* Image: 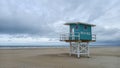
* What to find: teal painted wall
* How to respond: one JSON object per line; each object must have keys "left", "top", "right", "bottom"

{"left": 69, "top": 24, "right": 92, "bottom": 40}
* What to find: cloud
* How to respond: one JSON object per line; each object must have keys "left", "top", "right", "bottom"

{"left": 0, "top": 18, "right": 54, "bottom": 36}
{"left": 0, "top": 0, "right": 120, "bottom": 44}
{"left": 93, "top": 26, "right": 120, "bottom": 42}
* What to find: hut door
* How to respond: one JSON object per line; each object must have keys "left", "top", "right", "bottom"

{"left": 72, "top": 28, "right": 74, "bottom": 40}
{"left": 72, "top": 28, "right": 74, "bottom": 33}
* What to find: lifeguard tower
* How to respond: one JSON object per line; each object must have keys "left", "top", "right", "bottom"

{"left": 60, "top": 22, "right": 96, "bottom": 58}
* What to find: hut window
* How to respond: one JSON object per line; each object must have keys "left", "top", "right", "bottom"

{"left": 84, "top": 25, "right": 87, "bottom": 29}
{"left": 75, "top": 25, "right": 78, "bottom": 29}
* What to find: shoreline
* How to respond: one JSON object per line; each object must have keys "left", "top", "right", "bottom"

{"left": 0, "top": 45, "right": 120, "bottom": 50}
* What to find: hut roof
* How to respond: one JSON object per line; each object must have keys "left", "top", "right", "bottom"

{"left": 64, "top": 22, "right": 96, "bottom": 27}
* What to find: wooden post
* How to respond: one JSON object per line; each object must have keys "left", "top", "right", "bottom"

{"left": 77, "top": 42, "right": 80, "bottom": 58}
{"left": 69, "top": 42, "right": 72, "bottom": 56}
{"left": 87, "top": 42, "right": 90, "bottom": 58}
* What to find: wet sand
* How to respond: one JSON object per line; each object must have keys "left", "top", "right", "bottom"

{"left": 0, "top": 47, "right": 120, "bottom": 68}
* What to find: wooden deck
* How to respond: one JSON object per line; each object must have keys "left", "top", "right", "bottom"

{"left": 60, "top": 40, "right": 96, "bottom": 42}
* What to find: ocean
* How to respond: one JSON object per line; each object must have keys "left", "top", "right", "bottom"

{"left": 0, "top": 45, "right": 120, "bottom": 49}
{"left": 0, "top": 45, "right": 68, "bottom": 49}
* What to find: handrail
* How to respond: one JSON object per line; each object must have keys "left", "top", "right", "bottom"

{"left": 60, "top": 32, "right": 80, "bottom": 41}
{"left": 60, "top": 32, "right": 96, "bottom": 41}
{"left": 92, "top": 34, "right": 96, "bottom": 41}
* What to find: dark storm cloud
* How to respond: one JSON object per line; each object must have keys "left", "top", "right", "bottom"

{"left": 0, "top": 19, "right": 53, "bottom": 36}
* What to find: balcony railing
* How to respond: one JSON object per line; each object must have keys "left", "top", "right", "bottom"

{"left": 92, "top": 34, "right": 96, "bottom": 41}
{"left": 60, "top": 33, "right": 96, "bottom": 41}
{"left": 60, "top": 33, "right": 80, "bottom": 41}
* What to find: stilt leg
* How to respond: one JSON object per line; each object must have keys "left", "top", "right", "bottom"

{"left": 87, "top": 42, "right": 90, "bottom": 58}
{"left": 69, "top": 42, "right": 72, "bottom": 56}
{"left": 77, "top": 42, "right": 80, "bottom": 58}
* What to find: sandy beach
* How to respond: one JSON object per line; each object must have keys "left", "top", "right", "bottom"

{"left": 0, "top": 47, "right": 120, "bottom": 68}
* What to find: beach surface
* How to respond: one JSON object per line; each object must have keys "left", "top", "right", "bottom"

{"left": 0, "top": 47, "right": 120, "bottom": 68}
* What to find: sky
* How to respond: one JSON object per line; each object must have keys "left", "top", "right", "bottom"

{"left": 0, "top": 0, "right": 120, "bottom": 45}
